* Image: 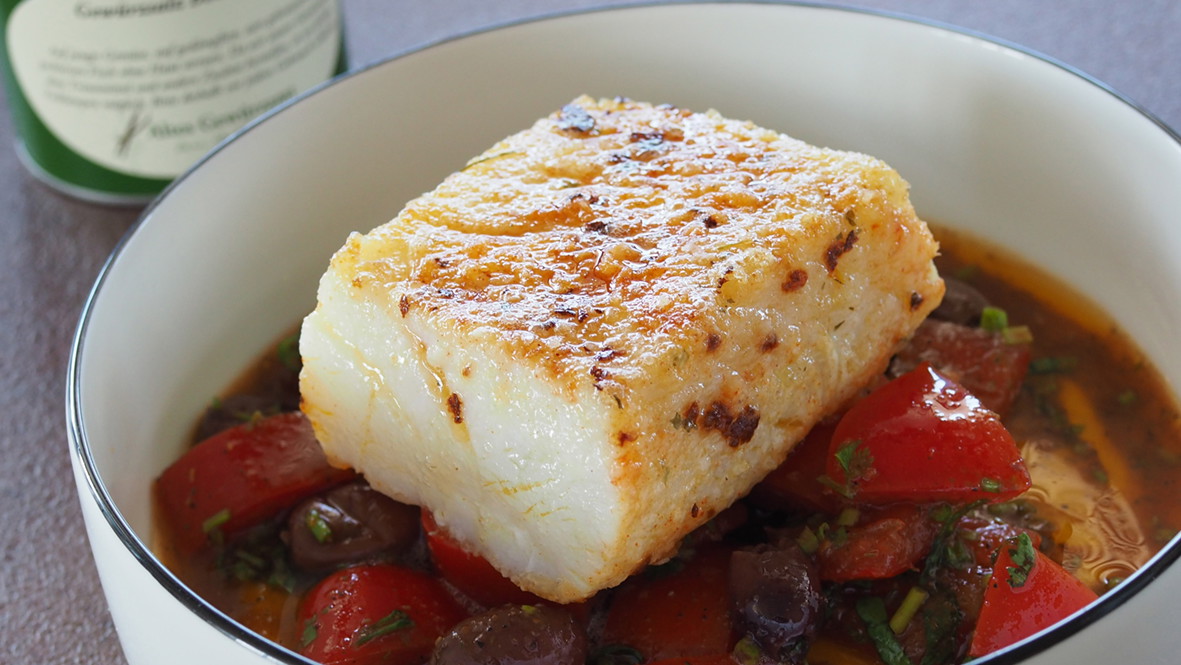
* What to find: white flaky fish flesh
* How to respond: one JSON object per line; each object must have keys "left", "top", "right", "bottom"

{"left": 299, "top": 96, "right": 944, "bottom": 602}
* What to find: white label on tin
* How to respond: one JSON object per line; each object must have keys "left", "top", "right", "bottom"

{"left": 6, "top": 0, "right": 341, "bottom": 178}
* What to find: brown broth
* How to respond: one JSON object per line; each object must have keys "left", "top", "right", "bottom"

{"left": 153, "top": 224, "right": 1181, "bottom": 661}
{"left": 934, "top": 227, "right": 1181, "bottom": 591}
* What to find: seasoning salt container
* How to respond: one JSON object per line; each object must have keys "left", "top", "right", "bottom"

{"left": 0, "top": 0, "right": 346, "bottom": 204}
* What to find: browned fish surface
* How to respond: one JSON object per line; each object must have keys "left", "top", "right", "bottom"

{"left": 300, "top": 96, "right": 944, "bottom": 602}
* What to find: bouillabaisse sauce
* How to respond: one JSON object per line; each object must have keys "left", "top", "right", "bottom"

{"left": 152, "top": 227, "right": 1181, "bottom": 665}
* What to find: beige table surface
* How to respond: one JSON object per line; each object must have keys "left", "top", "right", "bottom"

{"left": 1, "top": 1, "right": 1177, "bottom": 663}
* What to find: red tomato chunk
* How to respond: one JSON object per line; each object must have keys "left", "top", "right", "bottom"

{"left": 968, "top": 535, "right": 1098, "bottom": 659}
{"left": 299, "top": 563, "right": 468, "bottom": 665}
{"left": 156, "top": 246, "right": 1175, "bottom": 665}
{"left": 155, "top": 412, "right": 354, "bottom": 553}
{"left": 826, "top": 363, "right": 1032, "bottom": 505}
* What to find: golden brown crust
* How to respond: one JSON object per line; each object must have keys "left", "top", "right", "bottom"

{"left": 303, "top": 96, "right": 944, "bottom": 601}
{"left": 349, "top": 97, "right": 929, "bottom": 393}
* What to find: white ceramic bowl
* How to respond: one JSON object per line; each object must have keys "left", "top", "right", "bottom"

{"left": 67, "top": 3, "right": 1181, "bottom": 664}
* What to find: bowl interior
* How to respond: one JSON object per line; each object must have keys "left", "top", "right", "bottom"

{"left": 70, "top": 3, "right": 1181, "bottom": 664}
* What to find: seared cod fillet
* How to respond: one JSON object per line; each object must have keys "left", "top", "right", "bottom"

{"left": 300, "top": 96, "right": 944, "bottom": 602}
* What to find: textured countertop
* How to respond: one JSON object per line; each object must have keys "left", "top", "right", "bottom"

{"left": 1, "top": 1, "right": 1177, "bottom": 663}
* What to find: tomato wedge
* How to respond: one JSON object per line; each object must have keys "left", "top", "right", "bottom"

{"left": 892, "top": 319, "right": 1031, "bottom": 415}
{"left": 968, "top": 535, "right": 1098, "bottom": 659}
{"left": 155, "top": 412, "right": 354, "bottom": 553}
{"left": 298, "top": 563, "right": 468, "bottom": 665}
{"left": 600, "top": 547, "right": 735, "bottom": 661}
{"left": 816, "top": 504, "right": 939, "bottom": 582}
{"left": 421, "top": 511, "right": 544, "bottom": 608}
{"left": 825, "top": 363, "right": 1031, "bottom": 505}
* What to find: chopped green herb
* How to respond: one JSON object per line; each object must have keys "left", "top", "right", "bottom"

{"left": 930, "top": 504, "right": 955, "bottom": 523}
{"left": 889, "top": 586, "right": 930, "bottom": 634}
{"left": 796, "top": 526, "right": 820, "bottom": 555}
{"left": 233, "top": 549, "right": 266, "bottom": 569}
{"left": 276, "top": 333, "right": 300, "bottom": 371}
{"left": 731, "top": 636, "right": 763, "bottom": 665}
{"left": 202, "top": 508, "right": 231, "bottom": 535}
{"left": 215, "top": 519, "right": 297, "bottom": 591}
{"left": 979, "top": 306, "right": 1009, "bottom": 333}
{"left": 817, "top": 474, "right": 855, "bottom": 499}
{"left": 301, "top": 618, "right": 318, "bottom": 648}
{"left": 833, "top": 439, "right": 874, "bottom": 485}
{"left": 919, "top": 591, "right": 964, "bottom": 665}
{"left": 1002, "top": 325, "right": 1034, "bottom": 345}
{"left": 942, "top": 540, "right": 977, "bottom": 571}
{"left": 353, "top": 610, "right": 414, "bottom": 647}
{"left": 979, "top": 477, "right": 1002, "bottom": 493}
{"left": 921, "top": 500, "right": 986, "bottom": 584}
{"left": 1005, "top": 532, "right": 1037, "bottom": 588}
{"left": 836, "top": 507, "right": 861, "bottom": 527}
{"left": 305, "top": 508, "right": 333, "bottom": 544}
{"left": 1117, "top": 389, "right": 1139, "bottom": 406}
{"left": 1030, "top": 356, "right": 1079, "bottom": 374}
{"left": 856, "top": 596, "right": 915, "bottom": 665}
{"left": 267, "top": 560, "right": 297, "bottom": 593}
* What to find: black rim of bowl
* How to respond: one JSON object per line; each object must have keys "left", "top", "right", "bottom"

{"left": 65, "top": 2, "right": 1181, "bottom": 663}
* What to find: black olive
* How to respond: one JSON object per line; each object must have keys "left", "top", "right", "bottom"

{"left": 929, "top": 277, "right": 991, "bottom": 326}
{"left": 430, "top": 604, "right": 588, "bottom": 665}
{"left": 729, "top": 544, "right": 823, "bottom": 663}
{"left": 286, "top": 481, "right": 420, "bottom": 571}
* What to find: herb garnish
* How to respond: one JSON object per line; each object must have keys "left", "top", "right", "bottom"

{"left": 919, "top": 591, "right": 964, "bottom": 665}
{"left": 921, "top": 500, "right": 986, "bottom": 585}
{"left": 820, "top": 439, "right": 874, "bottom": 498}
{"left": 305, "top": 508, "right": 333, "bottom": 544}
{"left": 215, "top": 519, "right": 298, "bottom": 591}
{"left": 353, "top": 610, "right": 414, "bottom": 646}
{"left": 834, "top": 440, "right": 873, "bottom": 480}
{"left": 730, "top": 636, "right": 762, "bottom": 665}
{"left": 1030, "top": 356, "right": 1078, "bottom": 374}
{"left": 276, "top": 333, "right": 300, "bottom": 372}
{"left": 1002, "top": 325, "right": 1034, "bottom": 345}
{"left": 301, "top": 617, "right": 319, "bottom": 648}
{"left": 856, "top": 596, "right": 914, "bottom": 665}
{"left": 202, "top": 508, "right": 231, "bottom": 535}
{"left": 980, "top": 306, "right": 1009, "bottom": 333}
{"left": 796, "top": 526, "right": 820, "bottom": 554}
{"left": 1006, "top": 532, "right": 1037, "bottom": 588}
{"left": 889, "top": 586, "right": 930, "bottom": 634}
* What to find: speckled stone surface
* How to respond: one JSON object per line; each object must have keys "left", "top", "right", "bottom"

{"left": 1, "top": 1, "right": 1175, "bottom": 663}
